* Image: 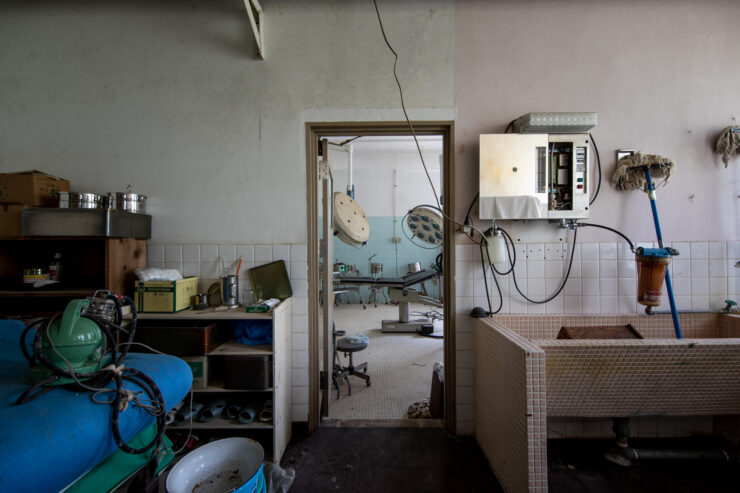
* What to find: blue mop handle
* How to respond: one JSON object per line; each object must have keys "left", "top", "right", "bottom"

{"left": 644, "top": 169, "right": 682, "bottom": 339}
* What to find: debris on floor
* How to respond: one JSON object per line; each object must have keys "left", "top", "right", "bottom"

{"left": 407, "top": 398, "right": 432, "bottom": 419}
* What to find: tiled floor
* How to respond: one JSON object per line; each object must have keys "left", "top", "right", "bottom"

{"left": 329, "top": 303, "right": 444, "bottom": 420}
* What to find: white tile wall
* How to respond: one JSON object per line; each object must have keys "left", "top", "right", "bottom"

{"left": 456, "top": 240, "right": 737, "bottom": 318}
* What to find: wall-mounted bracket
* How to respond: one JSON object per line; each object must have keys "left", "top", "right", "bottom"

{"left": 244, "top": 0, "right": 264, "bottom": 60}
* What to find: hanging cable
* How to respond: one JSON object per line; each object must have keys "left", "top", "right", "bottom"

{"left": 578, "top": 222, "right": 635, "bottom": 252}
{"left": 372, "top": 0, "right": 487, "bottom": 245}
{"left": 589, "top": 133, "right": 602, "bottom": 205}
{"left": 505, "top": 226, "right": 579, "bottom": 304}
{"left": 504, "top": 119, "right": 516, "bottom": 134}
{"left": 478, "top": 237, "right": 503, "bottom": 315}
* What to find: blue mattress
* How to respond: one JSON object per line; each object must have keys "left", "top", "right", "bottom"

{"left": 0, "top": 320, "right": 192, "bottom": 492}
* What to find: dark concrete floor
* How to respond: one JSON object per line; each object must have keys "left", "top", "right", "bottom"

{"left": 282, "top": 427, "right": 740, "bottom": 493}
{"left": 282, "top": 427, "right": 502, "bottom": 493}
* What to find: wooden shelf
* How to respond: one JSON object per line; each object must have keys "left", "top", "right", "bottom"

{"left": 136, "top": 306, "right": 278, "bottom": 320}
{"left": 0, "top": 288, "right": 97, "bottom": 298}
{"left": 208, "top": 340, "right": 272, "bottom": 356}
{"left": 194, "top": 381, "right": 273, "bottom": 393}
{"left": 168, "top": 417, "right": 273, "bottom": 430}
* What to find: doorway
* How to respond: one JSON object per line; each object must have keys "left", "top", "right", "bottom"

{"left": 305, "top": 121, "right": 456, "bottom": 434}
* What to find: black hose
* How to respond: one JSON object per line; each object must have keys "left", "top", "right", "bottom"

{"left": 111, "top": 369, "right": 166, "bottom": 454}
{"left": 508, "top": 227, "right": 578, "bottom": 304}
{"left": 478, "top": 240, "right": 494, "bottom": 316}
{"left": 504, "top": 119, "right": 516, "bottom": 134}
{"left": 589, "top": 133, "right": 602, "bottom": 206}
{"left": 19, "top": 318, "right": 45, "bottom": 366}
{"left": 578, "top": 222, "right": 635, "bottom": 252}
{"left": 464, "top": 192, "right": 479, "bottom": 226}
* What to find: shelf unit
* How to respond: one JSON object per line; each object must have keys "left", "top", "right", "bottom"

{"left": 135, "top": 299, "right": 292, "bottom": 462}
{"left": 0, "top": 236, "right": 146, "bottom": 316}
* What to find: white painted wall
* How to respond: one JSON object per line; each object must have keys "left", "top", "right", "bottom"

{"left": 330, "top": 148, "right": 441, "bottom": 217}
{"left": 0, "top": 0, "right": 455, "bottom": 243}
{"left": 455, "top": 0, "right": 740, "bottom": 243}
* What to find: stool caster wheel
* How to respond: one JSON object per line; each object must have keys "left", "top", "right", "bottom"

{"left": 366, "top": 379, "right": 371, "bottom": 387}
{"left": 363, "top": 306, "right": 367, "bottom": 310}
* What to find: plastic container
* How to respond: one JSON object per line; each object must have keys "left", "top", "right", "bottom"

{"left": 636, "top": 251, "right": 671, "bottom": 306}
{"left": 166, "top": 437, "right": 266, "bottom": 493}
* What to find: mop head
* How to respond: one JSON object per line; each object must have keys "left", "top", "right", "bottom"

{"left": 715, "top": 126, "right": 740, "bottom": 167}
{"left": 611, "top": 152, "right": 675, "bottom": 191}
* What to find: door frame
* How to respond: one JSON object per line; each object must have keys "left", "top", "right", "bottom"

{"left": 305, "top": 121, "right": 456, "bottom": 434}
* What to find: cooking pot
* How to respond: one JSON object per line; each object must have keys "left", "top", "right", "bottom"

{"left": 114, "top": 192, "right": 147, "bottom": 213}
{"left": 58, "top": 192, "right": 102, "bottom": 209}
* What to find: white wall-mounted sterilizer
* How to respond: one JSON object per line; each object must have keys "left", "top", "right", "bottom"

{"left": 479, "top": 133, "right": 591, "bottom": 220}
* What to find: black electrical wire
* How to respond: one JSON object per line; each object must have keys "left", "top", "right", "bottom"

{"left": 464, "top": 192, "right": 479, "bottom": 226}
{"left": 578, "top": 222, "right": 635, "bottom": 252}
{"left": 504, "top": 119, "right": 516, "bottom": 133}
{"left": 506, "top": 226, "right": 579, "bottom": 304}
{"left": 16, "top": 296, "right": 165, "bottom": 455}
{"left": 19, "top": 318, "right": 45, "bottom": 367}
{"left": 479, "top": 238, "right": 504, "bottom": 315}
{"left": 589, "top": 133, "right": 602, "bottom": 206}
{"left": 434, "top": 252, "right": 443, "bottom": 274}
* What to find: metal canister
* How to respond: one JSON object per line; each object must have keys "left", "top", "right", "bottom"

{"left": 58, "top": 192, "right": 102, "bottom": 209}
{"left": 115, "top": 192, "right": 147, "bottom": 213}
{"left": 371, "top": 263, "right": 383, "bottom": 277}
{"left": 408, "top": 262, "right": 422, "bottom": 273}
{"left": 220, "top": 276, "right": 239, "bottom": 308}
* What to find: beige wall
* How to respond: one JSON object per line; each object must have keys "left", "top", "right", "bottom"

{"left": 455, "top": 0, "right": 740, "bottom": 242}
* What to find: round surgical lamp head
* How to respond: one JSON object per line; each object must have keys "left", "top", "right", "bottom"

{"left": 406, "top": 206, "right": 443, "bottom": 246}
{"left": 333, "top": 192, "right": 370, "bottom": 247}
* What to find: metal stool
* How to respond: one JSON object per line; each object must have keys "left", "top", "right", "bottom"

{"left": 332, "top": 328, "right": 371, "bottom": 399}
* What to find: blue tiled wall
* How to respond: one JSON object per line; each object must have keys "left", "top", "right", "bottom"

{"left": 331, "top": 216, "right": 442, "bottom": 301}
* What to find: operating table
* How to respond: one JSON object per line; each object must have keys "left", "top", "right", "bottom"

{"left": 335, "top": 269, "right": 442, "bottom": 332}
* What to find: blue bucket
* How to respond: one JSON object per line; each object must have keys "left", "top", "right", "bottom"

{"left": 166, "top": 438, "right": 266, "bottom": 493}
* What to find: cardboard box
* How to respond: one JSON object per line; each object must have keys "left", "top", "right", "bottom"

{"left": 134, "top": 276, "right": 199, "bottom": 313}
{"left": 0, "top": 170, "right": 70, "bottom": 207}
{"left": 181, "top": 356, "right": 207, "bottom": 389}
{"left": 0, "top": 204, "right": 26, "bottom": 236}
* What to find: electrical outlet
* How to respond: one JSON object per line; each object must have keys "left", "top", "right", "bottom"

{"left": 616, "top": 149, "right": 635, "bottom": 163}
{"left": 459, "top": 225, "right": 471, "bottom": 236}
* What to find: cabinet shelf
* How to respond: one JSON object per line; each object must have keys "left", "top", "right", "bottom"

{"left": 0, "top": 288, "right": 98, "bottom": 298}
{"left": 168, "top": 418, "right": 273, "bottom": 430}
{"left": 135, "top": 298, "right": 292, "bottom": 462}
{"left": 209, "top": 340, "right": 272, "bottom": 356}
{"left": 194, "top": 381, "right": 273, "bottom": 393}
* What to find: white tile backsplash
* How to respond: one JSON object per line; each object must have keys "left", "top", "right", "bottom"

{"left": 254, "top": 245, "right": 272, "bottom": 262}
{"left": 183, "top": 245, "right": 200, "bottom": 263}
{"left": 165, "top": 244, "right": 182, "bottom": 262}
{"left": 450, "top": 240, "right": 733, "bottom": 318}
{"left": 273, "top": 244, "right": 290, "bottom": 262}
{"left": 709, "top": 241, "right": 725, "bottom": 259}
{"left": 599, "top": 242, "right": 617, "bottom": 260}
{"left": 237, "top": 244, "right": 254, "bottom": 263}
{"left": 218, "top": 244, "right": 236, "bottom": 264}
{"left": 580, "top": 243, "right": 599, "bottom": 260}
{"left": 690, "top": 242, "right": 708, "bottom": 259}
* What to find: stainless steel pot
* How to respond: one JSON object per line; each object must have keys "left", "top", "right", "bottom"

{"left": 115, "top": 192, "right": 147, "bottom": 213}
{"left": 408, "top": 262, "right": 422, "bottom": 273}
{"left": 371, "top": 263, "right": 383, "bottom": 275}
{"left": 58, "top": 192, "right": 103, "bottom": 209}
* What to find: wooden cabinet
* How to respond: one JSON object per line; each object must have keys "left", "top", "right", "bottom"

{"left": 135, "top": 299, "right": 292, "bottom": 462}
{"left": 0, "top": 236, "right": 146, "bottom": 316}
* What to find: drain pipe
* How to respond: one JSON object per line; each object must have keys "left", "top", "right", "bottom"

{"left": 605, "top": 417, "right": 739, "bottom": 466}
